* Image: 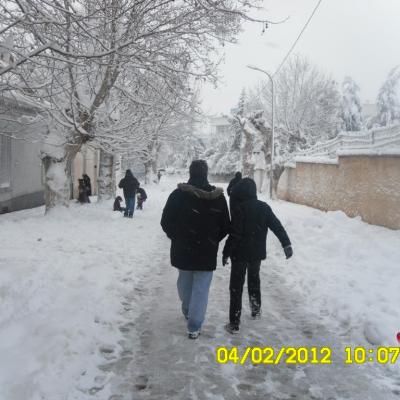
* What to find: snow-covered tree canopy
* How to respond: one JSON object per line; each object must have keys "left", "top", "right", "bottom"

{"left": 340, "top": 76, "right": 363, "bottom": 132}
{"left": 375, "top": 66, "right": 400, "bottom": 127}
{"left": 0, "top": 0, "right": 268, "bottom": 209}
{"left": 247, "top": 55, "right": 341, "bottom": 155}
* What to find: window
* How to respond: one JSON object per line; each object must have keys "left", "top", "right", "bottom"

{"left": 0, "top": 135, "right": 11, "bottom": 189}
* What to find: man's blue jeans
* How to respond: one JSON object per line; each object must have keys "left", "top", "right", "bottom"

{"left": 124, "top": 196, "right": 135, "bottom": 217}
{"left": 177, "top": 270, "right": 213, "bottom": 333}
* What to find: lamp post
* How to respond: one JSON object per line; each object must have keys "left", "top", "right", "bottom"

{"left": 247, "top": 65, "right": 275, "bottom": 199}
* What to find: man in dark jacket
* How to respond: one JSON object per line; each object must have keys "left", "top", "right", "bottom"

{"left": 227, "top": 171, "right": 242, "bottom": 216}
{"left": 222, "top": 178, "right": 293, "bottom": 334}
{"left": 161, "top": 160, "right": 230, "bottom": 339}
{"left": 227, "top": 171, "right": 242, "bottom": 197}
{"left": 118, "top": 169, "right": 139, "bottom": 218}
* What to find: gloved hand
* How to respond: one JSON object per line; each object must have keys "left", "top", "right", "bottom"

{"left": 222, "top": 256, "right": 229, "bottom": 266}
{"left": 284, "top": 245, "right": 293, "bottom": 259}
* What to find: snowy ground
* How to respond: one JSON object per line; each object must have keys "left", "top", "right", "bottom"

{"left": 1, "top": 177, "right": 400, "bottom": 400}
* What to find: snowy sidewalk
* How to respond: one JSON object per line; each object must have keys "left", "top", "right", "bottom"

{"left": 1, "top": 180, "right": 400, "bottom": 400}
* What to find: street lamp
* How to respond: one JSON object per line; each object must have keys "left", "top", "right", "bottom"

{"left": 247, "top": 65, "right": 275, "bottom": 199}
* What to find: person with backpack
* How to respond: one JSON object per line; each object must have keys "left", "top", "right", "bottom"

{"left": 118, "top": 169, "right": 139, "bottom": 218}
{"left": 161, "top": 160, "right": 230, "bottom": 339}
{"left": 222, "top": 178, "right": 293, "bottom": 334}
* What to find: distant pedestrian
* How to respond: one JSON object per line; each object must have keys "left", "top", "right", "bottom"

{"left": 136, "top": 186, "right": 147, "bottom": 210}
{"left": 118, "top": 169, "right": 139, "bottom": 218}
{"left": 157, "top": 170, "right": 162, "bottom": 183}
{"left": 227, "top": 171, "right": 242, "bottom": 216}
{"left": 78, "top": 179, "right": 90, "bottom": 204}
{"left": 113, "top": 196, "right": 125, "bottom": 212}
{"left": 82, "top": 173, "right": 92, "bottom": 197}
{"left": 161, "top": 160, "right": 230, "bottom": 339}
{"left": 222, "top": 178, "right": 293, "bottom": 334}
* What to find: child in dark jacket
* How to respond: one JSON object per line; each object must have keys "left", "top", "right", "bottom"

{"left": 136, "top": 187, "right": 147, "bottom": 210}
{"left": 113, "top": 196, "right": 125, "bottom": 212}
{"left": 222, "top": 178, "right": 293, "bottom": 334}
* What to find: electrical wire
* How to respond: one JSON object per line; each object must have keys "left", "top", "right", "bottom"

{"left": 274, "top": 0, "right": 323, "bottom": 76}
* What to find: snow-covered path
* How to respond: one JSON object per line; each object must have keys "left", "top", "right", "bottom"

{"left": 1, "top": 178, "right": 400, "bottom": 400}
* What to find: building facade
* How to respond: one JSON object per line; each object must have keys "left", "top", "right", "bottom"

{"left": 0, "top": 96, "right": 46, "bottom": 213}
{"left": 0, "top": 95, "right": 102, "bottom": 213}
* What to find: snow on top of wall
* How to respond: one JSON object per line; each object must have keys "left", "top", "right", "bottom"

{"left": 337, "top": 149, "right": 400, "bottom": 157}
{"left": 290, "top": 124, "right": 400, "bottom": 167}
{"left": 294, "top": 156, "right": 339, "bottom": 165}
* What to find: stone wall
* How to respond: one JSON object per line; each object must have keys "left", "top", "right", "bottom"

{"left": 277, "top": 155, "right": 400, "bottom": 230}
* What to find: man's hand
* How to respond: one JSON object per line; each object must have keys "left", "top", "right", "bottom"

{"left": 284, "top": 245, "right": 293, "bottom": 259}
{"left": 222, "top": 256, "right": 229, "bottom": 266}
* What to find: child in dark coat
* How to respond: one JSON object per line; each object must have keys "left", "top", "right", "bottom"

{"left": 222, "top": 178, "right": 293, "bottom": 334}
{"left": 113, "top": 196, "right": 125, "bottom": 212}
{"left": 136, "top": 186, "right": 147, "bottom": 210}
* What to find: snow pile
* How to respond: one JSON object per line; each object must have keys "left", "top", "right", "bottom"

{"left": 267, "top": 199, "right": 400, "bottom": 347}
{"left": 0, "top": 190, "right": 165, "bottom": 400}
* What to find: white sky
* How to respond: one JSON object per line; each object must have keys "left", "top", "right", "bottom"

{"left": 200, "top": 0, "right": 400, "bottom": 114}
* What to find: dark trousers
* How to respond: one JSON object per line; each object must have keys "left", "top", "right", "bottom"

{"left": 229, "top": 260, "right": 261, "bottom": 326}
{"left": 137, "top": 199, "right": 144, "bottom": 210}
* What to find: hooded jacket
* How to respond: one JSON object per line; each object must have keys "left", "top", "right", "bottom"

{"left": 161, "top": 179, "right": 230, "bottom": 271}
{"left": 227, "top": 172, "right": 242, "bottom": 197}
{"left": 223, "top": 178, "right": 291, "bottom": 262}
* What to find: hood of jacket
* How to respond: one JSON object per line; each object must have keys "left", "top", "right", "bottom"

{"left": 178, "top": 183, "right": 224, "bottom": 200}
{"left": 231, "top": 177, "right": 257, "bottom": 202}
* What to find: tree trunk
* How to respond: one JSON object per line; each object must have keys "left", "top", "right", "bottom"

{"left": 144, "top": 160, "right": 154, "bottom": 184}
{"left": 240, "top": 121, "right": 255, "bottom": 178}
{"left": 43, "top": 144, "right": 80, "bottom": 213}
{"left": 144, "top": 138, "right": 159, "bottom": 184}
{"left": 271, "top": 164, "right": 285, "bottom": 199}
{"left": 98, "top": 149, "right": 115, "bottom": 201}
{"left": 43, "top": 156, "right": 71, "bottom": 211}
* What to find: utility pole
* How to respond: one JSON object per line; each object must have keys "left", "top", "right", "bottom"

{"left": 247, "top": 65, "right": 275, "bottom": 198}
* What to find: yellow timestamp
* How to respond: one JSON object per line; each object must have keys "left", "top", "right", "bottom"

{"left": 215, "top": 346, "right": 400, "bottom": 365}
{"left": 216, "top": 346, "right": 333, "bottom": 365}
{"left": 344, "top": 347, "right": 400, "bottom": 364}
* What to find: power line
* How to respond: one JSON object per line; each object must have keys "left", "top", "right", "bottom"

{"left": 274, "top": 0, "right": 323, "bottom": 76}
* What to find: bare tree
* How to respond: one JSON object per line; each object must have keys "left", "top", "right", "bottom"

{"left": 0, "top": 0, "right": 270, "bottom": 211}
{"left": 248, "top": 55, "right": 341, "bottom": 155}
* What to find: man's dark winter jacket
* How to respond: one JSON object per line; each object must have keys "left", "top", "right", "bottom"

{"left": 118, "top": 171, "right": 139, "bottom": 198}
{"left": 227, "top": 173, "right": 242, "bottom": 197}
{"left": 223, "top": 178, "right": 291, "bottom": 262}
{"left": 161, "top": 180, "right": 230, "bottom": 271}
